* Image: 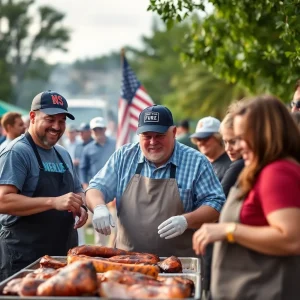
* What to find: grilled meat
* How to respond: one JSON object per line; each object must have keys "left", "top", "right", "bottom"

{"left": 108, "top": 254, "right": 159, "bottom": 264}
{"left": 68, "top": 245, "right": 131, "bottom": 257}
{"left": 2, "top": 278, "right": 22, "bottom": 295}
{"left": 157, "top": 276, "right": 194, "bottom": 291}
{"left": 68, "top": 254, "right": 160, "bottom": 278}
{"left": 68, "top": 245, "right": 159, "bottom": 260}
{"left": 40, "top": 255, "right": 67, "bottom": 269}
{"left": 100, "top": 280, "right": 192, "bottom": 299}
{"left": 37, "top": 261, "right": 97, "bottom": 296}
{"left": 98, "top": 270, "right": 162, "bottom": 286}
{"left": 19, "top": 278, "right": 45, "bottom": 296}
{"left": 24, "top": 268, "right": 59, "bottom": 280}
{"left": 157, "top": 256, "right": 183, "bottom": 273}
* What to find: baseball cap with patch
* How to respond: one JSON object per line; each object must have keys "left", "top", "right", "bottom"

{"left": 90, "top": 117, "right": 107, "bottom": 129}
{"left": 190, "top": 116, "right": 221, "bottom": 139}
{"left": 31, "top": 90, "right": 75, "bottom": 120}
{"left": 137, "top": 105, "right": 174, "bottom": 134}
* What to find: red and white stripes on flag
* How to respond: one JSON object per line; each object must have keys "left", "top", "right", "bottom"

{"left": 117, "top": 56, "right": 154, "bottom": 149}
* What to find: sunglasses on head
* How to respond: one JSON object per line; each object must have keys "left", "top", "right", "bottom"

{"left": 291, "top": 100, "right": 300, "bottom": 109}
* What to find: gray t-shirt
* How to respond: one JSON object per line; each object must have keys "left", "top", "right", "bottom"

{"left": 0, "top": 134, "right": 83, "bottom": 226}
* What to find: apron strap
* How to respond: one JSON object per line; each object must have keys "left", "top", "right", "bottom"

{"left": 25, "top": 132, "right": 68, "bottom": 171}
{"left": 135, "top": 162, "right": 144, "bottom": 174}
{"left": 25, "top": 132, "right": 44, "bottom": 170}
{"left": 135, "top": 161, "right": 177, "bottom": 178}
{"left": 170, "top": 163, "right": 176, "bottom": 178}
{"left": 53, "top": 148, "right": 69, "bottom": 171}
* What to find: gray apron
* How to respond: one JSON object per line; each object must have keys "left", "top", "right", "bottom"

{"left": 211, "top": 187, "right": 300, "bottom": 300}
{"left": 116, "top": 162, "right": 195, "bottom": 257}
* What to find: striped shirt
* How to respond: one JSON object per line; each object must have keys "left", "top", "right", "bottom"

{"left": 87, "top": 141, "right": 225, "bottom": 212}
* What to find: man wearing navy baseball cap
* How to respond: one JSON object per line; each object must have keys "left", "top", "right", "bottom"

{"left": 86, "top": 104, "right": 225, "bottom": 258}
{"left": 136, "top": 105, "right": 174, "bottom": 134}
{"left": 0, "top": 90, "right": 88, "bottom": 281}
{"left": 31, "top": 90, "right": 75, "bottom": 120}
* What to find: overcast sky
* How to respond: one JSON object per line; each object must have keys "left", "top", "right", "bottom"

{"left": 33, "top": 0, "right": 154, "bottom": 64}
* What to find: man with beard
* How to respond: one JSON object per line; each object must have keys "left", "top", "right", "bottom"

{"left": 0, "top": 90, "right": 88, "bottom": 281}
{"left": 86, "top": 105, "right": 225, "bottom": 257}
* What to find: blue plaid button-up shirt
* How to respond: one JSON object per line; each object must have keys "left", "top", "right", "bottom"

{"left": 87, "top": 141, "right": 225, "bottom": 212}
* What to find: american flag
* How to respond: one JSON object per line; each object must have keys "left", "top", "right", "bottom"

{"left": 117, "top": 56, "right": 154, "bottom": 148}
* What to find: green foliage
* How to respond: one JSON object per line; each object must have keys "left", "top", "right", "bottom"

{"left": 0, "top": 61, "right": 13, "bottom": 102}
{"left": 126, "top": 18, "right": 246, "bottom": 121}
{"left": 0, "top": 0, "right": 70, "bottom": 105}
{"left": 164, "top": 63, "right": 249, "bottom": 120}
{"left": 148, "top": 0, "right": 300, "bottom": 101}
{"left": 127, "top": 21, "right": 190, "bottom": 105}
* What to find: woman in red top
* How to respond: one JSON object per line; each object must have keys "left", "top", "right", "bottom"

{"left": 193, "top": 95, "right": 300, "bottom": 300}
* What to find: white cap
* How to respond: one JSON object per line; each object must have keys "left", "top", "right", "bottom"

{"left": 90, "top": 117, "right": 107, "bottom": 129}
{"left": 190, "top": 116, "right": 220, "bottom": 139}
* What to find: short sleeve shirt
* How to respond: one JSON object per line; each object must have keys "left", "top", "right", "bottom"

{"left": 240, "top": 160, "right": 300, "bottom": 226}
{"left": 87, "top": 141, "right": 226, "bottom": 212}
{"left": 0, "top": 134, "right": 83, "bottom": 226}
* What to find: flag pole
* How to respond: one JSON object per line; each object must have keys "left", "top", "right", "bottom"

{"left": 121, "top": 48, "right": 125, "bottom": 68}
{"left": 117, "top": 48, "right": 125, "bottom": 149}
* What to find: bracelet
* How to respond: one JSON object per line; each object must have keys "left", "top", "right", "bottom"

{"left": 81, "top": 204, "right": 88, "bottom": 212}
{"left": 226, "top": 223, "right": 237, "bottom": 243}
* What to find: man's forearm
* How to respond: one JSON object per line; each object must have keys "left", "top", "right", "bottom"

{"left": 85, "top": 188, "right": 106, "bottom": 212}
{"left": 184, "top": 205, "right": 220, "bottom": 229}
{"left": 0, "top": 193, "right": 54, "bottom": 216}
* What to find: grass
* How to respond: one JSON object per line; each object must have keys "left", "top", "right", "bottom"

{"left": 84, "top": 226, "right": 95, "bottom": 245}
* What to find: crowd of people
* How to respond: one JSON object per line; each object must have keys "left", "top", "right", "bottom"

{"left": 0, "top": 84, "right": 299, "bottom": 299}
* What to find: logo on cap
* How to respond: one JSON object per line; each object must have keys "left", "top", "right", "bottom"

{"left": 197, "top": 121, "right": 204, "bottom": 129}
{"left": 51, "top": 94, "right": 64, "bottom": 106}
{"left": 144, "top": 112, "right": 159, "bottom": 123}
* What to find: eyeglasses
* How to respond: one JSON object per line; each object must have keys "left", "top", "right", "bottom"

{"left": 291, "top": 100, "right": 300, "bottom": 109}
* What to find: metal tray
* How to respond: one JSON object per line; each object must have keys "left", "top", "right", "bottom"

{"left": 25, "top": 256, "right": 201, "bottom": 274}
{"left": 0, "top": 270, "right": 201, "bottom": 299}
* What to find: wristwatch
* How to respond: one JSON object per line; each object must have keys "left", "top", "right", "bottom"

{"left": 226, "top": 223, "right": 237, "bottom": 243}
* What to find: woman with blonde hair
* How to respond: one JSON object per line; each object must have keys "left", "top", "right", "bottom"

{"left": 193, "top": 95, "right": 300, "bottom": 300}
{"left": 219, "top": 108, "right": 244, "bottom": 197}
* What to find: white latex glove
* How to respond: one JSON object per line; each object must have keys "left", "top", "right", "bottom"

{"left": 158, "top": 216, "right": 188, "bottom": 239}
{"left": 93, "top": 204, "right": 115, "bottom": 236}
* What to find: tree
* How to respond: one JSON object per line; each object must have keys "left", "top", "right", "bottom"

{"left": 148, "top": 0, "right": 300, "bottom": 101}
{"left": 127, "top": 19, "right": 189, "bottom": 105}
{"left": 0, "top": 0, "right": 70, "bottom": 105}
{"left": 164, "top": 63, "right": 248, "bottom": 120}
{"left": 126, "top": 18, "right": 247, "bottom": 121}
